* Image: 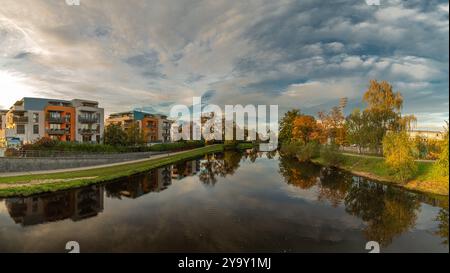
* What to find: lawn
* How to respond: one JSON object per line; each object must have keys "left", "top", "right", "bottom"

{"left": 314, "top": 153, "right": 449, "bottom": 196}
{"left": 0, "top": 144, "right": 224, "bottom": 197}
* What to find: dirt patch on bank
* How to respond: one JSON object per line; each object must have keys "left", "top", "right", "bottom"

{"left": 0, "top": 176, "right": 98, "bottom": 189}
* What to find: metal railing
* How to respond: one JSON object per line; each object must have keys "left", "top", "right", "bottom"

{"left": 47, "top": 116, "right": 65, "bottom": 123}
{"left": 78, "top": 128, "right": 100, "bottom": 134}
{"left": 46, "top": 128, "right": 67, "bottom": 135}
{"left": 78, "top": 116, "right": 99, "bottom": 123}
{"left": 13, "top": 116, "right": 29, "bottom": 123}
{"left": 7, "top": 149, "right": 163, "bottom": 158}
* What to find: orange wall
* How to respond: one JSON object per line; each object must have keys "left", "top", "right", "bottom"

{"left": 142, "top": 117, "right": 158, "bottom": 142}
{"left": 44, "top": 105, "right": 76, "bottom": 142}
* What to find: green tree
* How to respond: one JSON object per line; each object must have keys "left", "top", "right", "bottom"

{"left": 434, "top": 121, "right": 449, "bottom": 177}
{"left": 104, "top": 124, "right": 127, "bottom": 146}
{"left": 279, "top": 109, "right": 301, "bottom": 144}
{"left": 363, "top": 80, "right": 405, "bottom": 150}
{"left": 345, "top": 109, "right": 371, "bottom": 153}
{"left": 382, "top": 131, "right": 418, "bottom": 182}
{"left": 126, "top": 122, "right": 145, "bottom": 146}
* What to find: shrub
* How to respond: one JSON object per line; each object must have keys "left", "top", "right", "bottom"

{"left": 296, "top": 142, "right": 320, "bottom": 162}
{"left": 280, "top": 141, "right": 319, "bottom": 162}
{"left": 280, "top": 142, "right": 303, "bottom": 157}
{"left": 4, "top": 148, "right": 19, "bottom": 157}
{"left": 433, "top": 131, "right": 449, "bottom": 177}
{"left": 320, "top": 144, "right": 344, "bottom": 167}
{"left": 382, "top": 131, "right": 418, "bottom": 182}
{"left": 148, "top": 140, "right": 205, "bottom": 152}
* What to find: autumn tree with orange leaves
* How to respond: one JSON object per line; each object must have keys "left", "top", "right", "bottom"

{"left": 292, "top": 115, "right": 325, "bottom": 144}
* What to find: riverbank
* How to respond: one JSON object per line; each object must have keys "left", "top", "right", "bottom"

{"left": 0, "top": 145, "right": 225, "bottom": 197}
{"left": 312, "top": 153, "right": 449, "bottom": 196}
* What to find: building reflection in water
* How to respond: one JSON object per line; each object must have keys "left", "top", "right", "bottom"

{"left": 5, "top": 185, "right": 104, "bottom": 226}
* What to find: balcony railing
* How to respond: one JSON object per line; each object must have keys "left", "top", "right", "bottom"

{"left": 47, "top": 116, "right": 64, "bottom": 123}
{"left": 78, "top": 128, "right": 100, "bottom": 135}
{"left": 78, "top": 116, "right": 99, "bottom": 124}
{"left": 46, "top": 128, "right": 66, "bottom": 135}
{"left": 13, "top": 116, "right": 29, "bottom": 123}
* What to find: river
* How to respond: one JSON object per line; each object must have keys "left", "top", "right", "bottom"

{"left": 0, "top": 150, "right": 448, "bottom": 252}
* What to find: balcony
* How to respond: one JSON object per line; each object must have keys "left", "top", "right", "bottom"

{"left": 46, "top": 128, "right": 66, "bottom": 135}
{"left": 47, "top": 116, "right": 64, "bottom": 123}
{"left": 13, "top": 116, "right": 29, "bottom": 123}
{"left": 78, "top": 116, "right": 99, "bottom": 124}
{"left": 78, "top": 128, "right": 100, "bottom": 135}
{"left": 162, "top": 124, "right": 171, "bottom": 130}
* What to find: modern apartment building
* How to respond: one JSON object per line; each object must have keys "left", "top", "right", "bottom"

{"left": 2, "top": 97, "right": 104, "bottom": 146}
{"left": 72, "top": 99, "right": 105, "bottom": 143}
{"left": 0, "top": 110, "right": 8, "bottom": 148}
{"left": 105, "top": 110, "right": 172, "bottom": 143}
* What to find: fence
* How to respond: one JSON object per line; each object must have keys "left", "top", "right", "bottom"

{"left": 0, "top": 151, "right": 164, "bottom": 173}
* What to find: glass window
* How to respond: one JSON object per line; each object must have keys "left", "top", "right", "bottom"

{"left": 33, "top": 113, "right": 39, "bottom": 123}
{"left": 16, "top": 125, "right": 25, "bottom": 134}
{"left": 33, "top": 124, "right": 39, "bottom": 134}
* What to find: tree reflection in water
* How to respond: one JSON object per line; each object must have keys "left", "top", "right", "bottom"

{"left": 278, "top": 154, "right": 448, "bottom": 247}
{"left": 198, "top": 151, "right": 243, "bottom": 186}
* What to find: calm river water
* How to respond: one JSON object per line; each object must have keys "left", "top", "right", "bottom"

{"left": 0, "top": 150, "right": 448, "bottom": 252}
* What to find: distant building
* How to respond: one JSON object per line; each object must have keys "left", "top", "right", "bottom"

{"left": 408, "top": 129, "right": 445, "bottom": 141}
{"left": 105, "top": 110, "right": 172, "bottom": 143}
{"left": 0, "top": 110, "right": 8, "bottom": 148}
{"left": 1, "top": 98, "right": 104, "bottom": 146}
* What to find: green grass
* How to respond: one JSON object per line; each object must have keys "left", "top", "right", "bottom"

{"left": 236, "top": 142, "right": 257, "bottom": 149}
{"left": 313, "top": 153, "right": 449, "bottom": 196}
{"left": 0, "top": 145, "right": 224, "bottom": 197}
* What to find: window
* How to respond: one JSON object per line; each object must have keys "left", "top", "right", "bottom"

{"left": 33, "top": 113, "right": 39, "bottom": 123}
{"left": 49, "top": 124, "right": 61, "bottom": 129}
{"left": 82, "top": 135, "right": 92, "bottom": 142}
{"left": 49, "top": 112, "right": 61, "bottom": 118}
{"left": 33, "top": 125, "right": 39, "bottom": 134}
{"left": 16, "top": 125, "right": 25, "bottom": 134}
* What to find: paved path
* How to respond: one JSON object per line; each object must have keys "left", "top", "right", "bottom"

{"left": 341, "top": 152, "right": 436, "bottom": 163}
{"left": 0, "top": 147, "right": 211, "bottom": 178}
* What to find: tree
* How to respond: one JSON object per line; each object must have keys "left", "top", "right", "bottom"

{"left": 126, "top": 122, "right": 145, "bottom": 145}
{"left": 318, "top": 105, "right": 346, "bottom": 145}
{"left": 292, "top": 115, "right": 324, "bottom": 144}
{"left": 362, "top": 80, "right": 405, "bottom": 150}
{"left": 279, "top": 109, "right": 301, "bottom": 144}
{"left": 345, "top": 109, "right": 371, "bottom": 153}
{"left": 104, "top": 124, "right": 127, "bottom": 146}
{"left": 434, "top": 121, "right": 449, "bottom": 177}
{"left": 382, "top": 131, "right": 418, "bottom": 182}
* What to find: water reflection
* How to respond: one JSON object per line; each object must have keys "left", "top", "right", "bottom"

{"left": 279, "top": 154, "right": 448, "bottom": 247}
{"left": 5, "top": 186, "right": 103, "bottom": 226}
{"left": 0, "top": 151, "right": 448, "bottom": 252}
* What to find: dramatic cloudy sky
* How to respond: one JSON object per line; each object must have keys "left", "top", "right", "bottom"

{"left": 0, "top": 0, "right": 448, "bottom": 129}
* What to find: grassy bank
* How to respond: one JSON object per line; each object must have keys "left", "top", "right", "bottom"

{"left": 313, "top": 154, "right": 449, "bottom": 196}
{"left": 0, "top": 144, "right": 224, "bottom": 197}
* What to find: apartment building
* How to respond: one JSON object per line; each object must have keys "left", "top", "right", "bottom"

{"left": 106, "top": 110, "right": 172, "bottom": 143}
{"left": 2, "top": 97, "right": 104, "bottom": 146}
{"left": 72, "top": 99, "right": 105, "bottom": 143}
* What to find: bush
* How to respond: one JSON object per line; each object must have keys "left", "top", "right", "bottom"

{"left": 148, "top": 140, "right": 205, "bottom": 152}
{"left": 320, "top": 144, "right": 344, "bottom": 167}
{"left": 4, "top": 148, "right": 19, "bottom": 157}
{"left": 280, "top": 141, "right": 319, "bottom": 162}
{"left": 296, "top": 142, "right": 320, "bottom": 162}
{"left": 382, "top": 131, "right": 418, "bottom": 182}
{"left": 433, "top": 132, "right": 449, "bottom": 177}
